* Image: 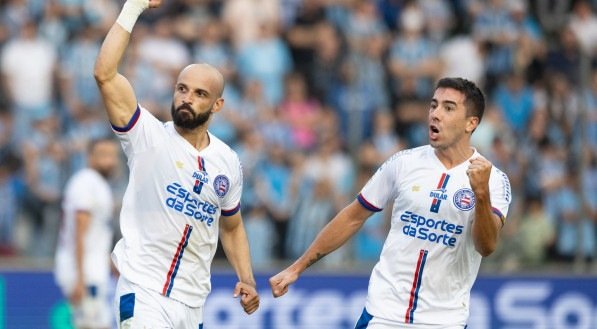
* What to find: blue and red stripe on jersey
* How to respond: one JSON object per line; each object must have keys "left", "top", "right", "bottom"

{"left": 430, "top": 173, "right": 450, "bottom": 213}
{"left": 197, "top": 156, "right": 205, "bottom": 171}
{"left": 405, "top": 249, "right": 428, "bottom": 323}
{"left": 221, "top": 203, "right": 241, "bottom": 216}
{"left": 194, "top": 156, "right": 207, "bottom": 195}
{"left": 357, "top": 193, "right": 383, "bottom": 212}
{"left": 491, "top": 206, "right": 506, "bottom": 226}
{"left": 162, "top": 224, "right": 193, "bottom": 297}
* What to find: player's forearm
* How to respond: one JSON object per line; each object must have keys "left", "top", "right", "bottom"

{"left": 94, "top": 23, "right": 132, "bottom": 84}
{"left": 75, "top": 236, "right": 85, "bottom": 282}
{"left": 292, "top": 201, "right": 369, "bottom": 274}
{"left": 94, "top": 0, "right": 147, "bottom": 84}
{"left": 74, "top": 212, "right": 91, "bottom": 282}
{"left": 221, "top": 224, "right": 256, "bottom": 287}
{"left": 471, "top": 190, "right": 499, "bottom": 256}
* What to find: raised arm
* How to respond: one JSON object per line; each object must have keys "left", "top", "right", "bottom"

{"left": 93, "top": 0, "right": 160, "bottom": 127}
{"left": 269, "top": 199, "right": 373, "bottom": 297}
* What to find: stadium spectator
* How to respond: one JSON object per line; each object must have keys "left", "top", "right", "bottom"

{"left": 236, "top": 21, "right": 293, "bottom": 106}
{"left": 514, "top": 194, "right": 555, "bottom": 267}
{"left": 308, "top": 21, "right": 345, "bottom": 103}
{"left": 279, "top": 71, "right": 321, "bottom": 151}
{"left": 388, "top": 2, "right": 442, "bottom": 100}
{"left": 552, "top": 170, "right": 585, "bottom": 262}
{"left": 493, "top": 72, "right": 536, "bottom": 139}
{"left": 583, "top": 68, "right": 597, "bottom": 153}
{"left": 579, "top": 151, "right": 597, "bottom": 264}
{"left": 222, "top": 0, "right": 280, "bottom": 50}
{"left": 0, "top": 150, "right": 22, "bottom": 256}
{"left": 284, "top": 0, "right": 327, "bottom": 76}
{"left": 568, "top": 0, "right": 597, "bottom": 56}
{"left": 20, "top": 113, "right": 67, "bottom": 258}
{"left": 471, "top": 0, "right": 519, "bottom": 93}
{"left": 254, "top": 143, "right": 294, "bottom": 259}
{"left": 1, "top": 19, "right": 57, "bottom": 145}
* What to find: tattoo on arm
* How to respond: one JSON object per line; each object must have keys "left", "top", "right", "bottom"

{"left": 306, "top": 252, "right": 327, "bottom": 268}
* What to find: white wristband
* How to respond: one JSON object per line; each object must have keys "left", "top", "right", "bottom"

{"left": 116, "top": 0, "right": 149, "bottom": 33}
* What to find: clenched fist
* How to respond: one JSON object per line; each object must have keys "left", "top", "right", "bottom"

{"left": 269, "top": 267, "right": 300, "bottom": 298}
{"left": 467, "top": 156, "right": 492, "bottom": 193}
{"left": 233, "top": 282, "right": 260, "bottom": 314}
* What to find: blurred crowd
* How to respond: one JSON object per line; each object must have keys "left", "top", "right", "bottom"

{"left": 0, "top": 0, "right": 595, "bottom": 273}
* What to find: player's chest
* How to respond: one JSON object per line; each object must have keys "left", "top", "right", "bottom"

{"left": 392, "top": 168, "right": 476, "bottom": 248}
{"left": 166, "top": 151, "right": 231, "bottom": 199}
{"left": 139, "top": 147, "right": 232, "bottom": 204}
{"left": 396, "top": 169, "right": 476, "bottom": 218}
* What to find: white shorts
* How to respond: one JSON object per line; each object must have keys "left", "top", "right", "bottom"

{"left": 114, "top": 276, "right": 204, "bottom": 329}
{"left": 355, "top": 308, "right": 467, "bottom": 329}
{"left": 58, "top": 282, "right": 112, "bottom": 329}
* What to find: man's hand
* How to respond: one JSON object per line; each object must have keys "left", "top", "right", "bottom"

{"left": 129, "top": 0, "right": 161, "bottom": 9}
{"left": 269, "top": 267, "right": 299, "bottom": 298}
{"left": 233, "top": 282, "right": 259, "bottom": 314}
{"left": 467, "top": 156, "right": 492, "bottom": 193}
{"left": 148, "top": 0, "right": 162, "bottom": 8}
{"left": 69, "top": 279, "right": 86, "bottom": 305}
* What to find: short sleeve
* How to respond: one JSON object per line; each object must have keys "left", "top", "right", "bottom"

{"left": 66, "top": 174, "right": 95, "bottom": 211}
{"left": 112, "top": 105, "right": 168, "bottom": 157}
{"left": 489, "top": 167, "right": 512, "bottom": 223}
{"left": 220, "top": 154, "right": 243, "bottom": 216}
{"left": 358, "top": 154, "right": 401, "bottom": 212}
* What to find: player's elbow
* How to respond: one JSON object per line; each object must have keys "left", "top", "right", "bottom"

{"left": 475, "top": 242, "right": 496, "bottom": 257}
{"left": 93, "top": 60, "right": 113, "bottom": 85}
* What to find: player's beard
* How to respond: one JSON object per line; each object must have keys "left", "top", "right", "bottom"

{"left": 171, "top": 103, "right": 213, "bottom": 130}
{"left": 96, "top": 166, "right": 115, "bottom": 179}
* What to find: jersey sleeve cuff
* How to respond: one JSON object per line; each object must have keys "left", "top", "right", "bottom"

{"left": 357, "top": 194, "right": 383, "bottom": 212}
{"left": 491, "top": 207, "right": 505, "bottom": 226}
{"left": 221, "top": 203, "right": 241, "bottom": 217}
{"left": 111, "top": 105, "right": 141, "bottom": 133}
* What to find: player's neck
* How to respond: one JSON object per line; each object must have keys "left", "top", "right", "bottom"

{"left": 175, "top": 126, "right": 210, "bottom": 151}
{"left": 434, "top": 144, "right": 474, "bottom": 169}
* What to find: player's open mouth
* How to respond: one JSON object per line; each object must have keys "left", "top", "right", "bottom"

{"left": 429, "top": 125, "right": 440, "bottom": 139}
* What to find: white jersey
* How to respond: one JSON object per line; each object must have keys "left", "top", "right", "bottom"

{"left": 358, "top": 145, "right": 511, "bottom": 327}
{"left": 111, "top": 106, "right": 243, "bottom": 307}
{"left": 55, "top": 168, "right": 114, "bottom": 289}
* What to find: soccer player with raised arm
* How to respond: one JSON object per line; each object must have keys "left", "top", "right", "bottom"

{"left": 270, "top": 77, "right": 511, "bottom": 328}
{"left": 94, "top": 0, "right": 259, "bottom": 327}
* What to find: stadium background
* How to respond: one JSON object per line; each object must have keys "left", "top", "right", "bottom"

{"left": 0, "top": 0, "right": 595, "bottom": 328}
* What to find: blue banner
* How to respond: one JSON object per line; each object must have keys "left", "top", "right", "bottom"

{"left": 0, "top": 271, "right": 596, "bottom": 328}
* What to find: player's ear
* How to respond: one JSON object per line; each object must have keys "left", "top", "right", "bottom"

{"left": 211, "top": 98, "right": 224, "bottom": 113}
{"left": 465, "top": 116, "right": 479, "bottom": 133}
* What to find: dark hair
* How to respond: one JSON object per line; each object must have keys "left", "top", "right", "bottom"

{"left": 87, "top": 136, "right": 118, "bottom": 154}
{"left": 435, "top": 77, "right": 485, "bottom": 123}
